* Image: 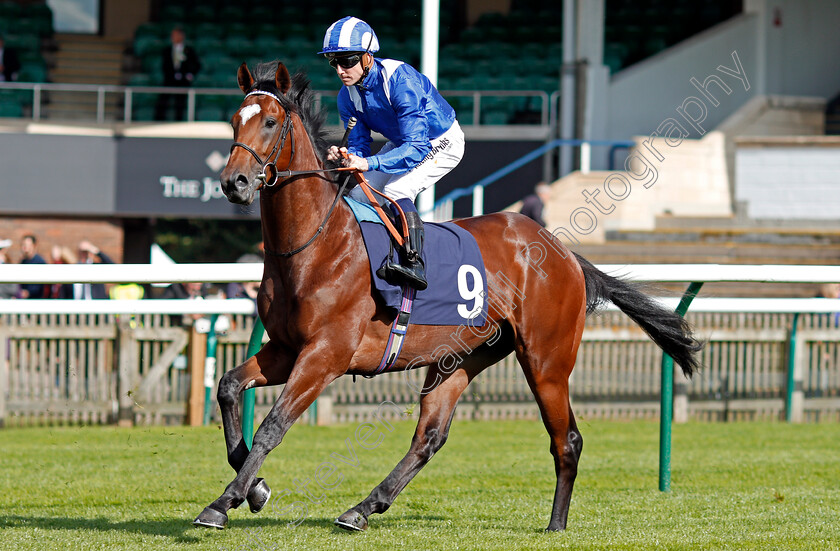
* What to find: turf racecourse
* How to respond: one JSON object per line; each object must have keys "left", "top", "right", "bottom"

{"left": 0, "top": 420, "right": 837, "bottom": 551}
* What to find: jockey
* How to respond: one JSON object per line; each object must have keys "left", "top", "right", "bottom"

{"left": 321, "top": 16, "right": 465, "bottom": 291}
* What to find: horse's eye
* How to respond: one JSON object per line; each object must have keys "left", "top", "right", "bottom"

{"left": 265, "top": 118, "right": 276, "bottom": 128}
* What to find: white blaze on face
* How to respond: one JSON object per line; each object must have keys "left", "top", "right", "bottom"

{"left": 239, "top": 104, "right": 261, "bottom": 126}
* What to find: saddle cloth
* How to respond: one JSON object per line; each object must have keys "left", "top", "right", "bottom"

{"left": 344, "top": 196, "right": 487, "bottom": 327}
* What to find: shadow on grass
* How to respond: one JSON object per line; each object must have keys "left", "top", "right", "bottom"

{"left": 0, "top": 514, "right": 276, "bottom": 544}
{"left": 0, "top": 512, "right": 451, "bottom": 542}
{"left": 296, "top": 514, "right": 448, "bottom": 531}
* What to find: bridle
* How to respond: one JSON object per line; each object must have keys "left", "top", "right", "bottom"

{"left": 228, "top": 89, "right": 354, "bottom": 257}
{"left": 229, "top": 90, "right": 295, "bottom": 189}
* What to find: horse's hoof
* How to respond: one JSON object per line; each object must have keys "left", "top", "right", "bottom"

{"left": 247, "top": 478, "right": 271, "bottom": 513}
{"left": 334, "top": 509, "right": 368, "bottom": 532}
{"left": 193, "top": 506, "right": 228, "bottom": 529}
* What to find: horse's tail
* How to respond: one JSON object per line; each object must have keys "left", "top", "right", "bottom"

{"left": 574, "top": 252, "right": 702, "bottom": 378}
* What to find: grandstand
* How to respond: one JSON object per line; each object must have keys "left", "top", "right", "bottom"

{"left": 0, "top": 0, "right": 51, "bottom": 116}
{"left": 0, "top": 0, "right": 838, "bottom": 298}
{"left": 1, "top": 0, "right": 741, "bottom": 123}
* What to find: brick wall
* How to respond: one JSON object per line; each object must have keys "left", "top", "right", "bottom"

{"left": 0, "top": 216, "right": 124, "bottom": 264}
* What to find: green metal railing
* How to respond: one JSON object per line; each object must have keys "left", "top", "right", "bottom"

{"left": 241, "top": 317, "right": 264, "bottom": 449}
{"left": 658, "top": 282, "right": 703, "bottom": 492}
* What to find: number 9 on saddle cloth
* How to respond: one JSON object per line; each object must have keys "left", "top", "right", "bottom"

{"left": 344, "top": 196, "right": 488, "bottom": 327}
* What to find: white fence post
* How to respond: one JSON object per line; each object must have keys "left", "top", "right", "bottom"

{"left": 790, "top": 331, "right": 806, "bottom": 423}
{"left": 116, "top": 318, "right": 137, "bottom": 427}
{"left": 0, "top": 324, "right": 7, "bottom": 427}
{"left": 472, "top": 186, "right": 484, "bottom": 217}
{"left": 673, "top": 362, "right": 689, "bottom": 423}
{"left": 580, "top": 142, "right": 591, "bottom": 174}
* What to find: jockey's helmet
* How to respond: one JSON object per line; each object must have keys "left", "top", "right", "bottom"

{"left": 318, "top": 16, "right": 380, "bottom": 55}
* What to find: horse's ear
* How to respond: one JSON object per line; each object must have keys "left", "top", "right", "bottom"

{"left": 237, "top": 63, "right": 254, "bottom": 94}
{"left": 275, "top": 62, "right": 292, "bottom": 94}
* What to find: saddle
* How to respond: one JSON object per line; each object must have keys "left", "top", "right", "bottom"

{"left": 342, "top": 155, "right": 486, "bottom": 373}
{"left": 344, "top": 196, "right": 487, "bottom": 327}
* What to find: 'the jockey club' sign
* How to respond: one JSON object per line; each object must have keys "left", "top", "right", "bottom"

{"left": 115, "top": 137, "right": 261, "bottom": 218}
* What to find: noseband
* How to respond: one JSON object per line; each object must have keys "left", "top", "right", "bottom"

{"left": 230, "top": 90, "right": 295, "bottom": 189}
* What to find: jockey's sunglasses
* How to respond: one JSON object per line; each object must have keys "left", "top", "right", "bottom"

{"left": 327, "top": 53, "right": 363, "bottom": 69}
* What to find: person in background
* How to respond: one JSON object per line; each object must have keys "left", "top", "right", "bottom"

{"left": 0, "top": 34, "right": 21, "bottom": 82}
{"left": 62, "top": 240, "right": 114, "bottom": 300}
{"left": 48, "top": 245, "right": 76, "bottom": 299}
{"left": 225, "top": 253, "right": 261, "bottom": 324}
{"left": 0, "top": 238, "right": 17, "bottom": 299}
{"left": 110, "top": 282, "right": 145, "bottom": 301}
{"left": 519, "top": 182, "right": 552, "bottom": 227}
{"left": 817, "top": 283, "right": 840, "bottom": 327}
{"left": 817, "top": 283, "right": 840, "bottom": 299}
{"left": 225, "top": 253, "right": 261, "bottom": 302}
{"left": 163, "top": 281, "right": 208, "bottom": 300}
{"left": 155, "top": 26, "right": 201, "bottom": 121}
{"left": 19, "top": 234, "right": 47, "bottom": 299}
{"left": 162, "top": 281, "right": 209, "bottom": 326}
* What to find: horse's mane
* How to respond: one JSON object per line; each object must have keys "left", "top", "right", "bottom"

{"left": 249, "top": 60, "right": 336, "bottom": 175}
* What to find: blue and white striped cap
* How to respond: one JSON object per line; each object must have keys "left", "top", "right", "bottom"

{"left": 318, "top": 16, "right": 380, "bottom": 55}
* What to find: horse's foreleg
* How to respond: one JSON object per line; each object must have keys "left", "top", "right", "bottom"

{"left": 215, "top": 341, "right": 294, "bottom": 516}
{"left": 335, "top": 361, "right": 479, "bottom": 531}
{"left": 195, "top": 343, "right": 345, "bottom": 529}
{"left": 217, "top": 341, "right": 293, "bottom": 471}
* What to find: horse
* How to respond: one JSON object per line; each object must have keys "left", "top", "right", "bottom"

{"left": 193, "top": 60, "right": 703, "bottom": 533}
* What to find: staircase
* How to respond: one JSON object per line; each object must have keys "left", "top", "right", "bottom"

{"left": 45, "top": 34, "right": 126, "bottom": 121}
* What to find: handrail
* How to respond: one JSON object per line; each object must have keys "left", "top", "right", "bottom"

{"left": 426, "top": 137, "right": 635, "bottom": 220}
{"left": 2, "top": 262, "right": 837, "bottom": 478}
{"left": 440, "top": 90, "right": 550, "bottom": 126}
{"left": 0, "top": 81, "right": 553, "bottom": 126}
{"left": 0, "top": 262, "right": 262, "bottom": 283}
{"left": 0, "top": 298, "right": 256, "bottom": 315}
{"left": 4, "top": 262, "right": 840, "bottom": 284}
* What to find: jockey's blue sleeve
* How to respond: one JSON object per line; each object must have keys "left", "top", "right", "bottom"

{"left": 337, "top": 61, "right": 455, "bottom": 175}
{"left": 365, "top": 76, "right": 432, "bottom": 174}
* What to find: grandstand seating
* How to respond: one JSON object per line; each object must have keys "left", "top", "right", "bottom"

{"left": 0, "top": 1, "right": 52, "bottom": 117}
{"left": 0, "top": 0, "right": 739, "bottom": 124}
{"left": 123, "top": 0, "right": 740, "bottom": 123}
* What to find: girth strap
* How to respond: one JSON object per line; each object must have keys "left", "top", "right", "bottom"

{"left": 372, "top": 285, "right": 416, "bottom": 375}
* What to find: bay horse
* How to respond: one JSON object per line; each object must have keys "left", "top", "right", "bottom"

{"left": 194, "top": 60, "right": 702, "bottom": 532}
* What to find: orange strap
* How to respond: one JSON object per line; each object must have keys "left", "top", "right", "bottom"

{"left": 338, "top": 163, "right": 408, "bottom": 247}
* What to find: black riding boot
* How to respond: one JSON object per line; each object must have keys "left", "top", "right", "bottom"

{"left": 384, "top": 211, "right": 428, "bottom": 290}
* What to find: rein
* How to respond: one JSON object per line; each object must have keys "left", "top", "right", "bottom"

{"left": 263, "top": 172, "right": 353, "bottom": 257}
{"left": 233, "top": 89, "right": 352, "bottom": 258}
{"left": 230, "top": 91, "right": 353, "bottom": 186}
{"left": 230, "top": 89, "right": 407, "bottom": 257}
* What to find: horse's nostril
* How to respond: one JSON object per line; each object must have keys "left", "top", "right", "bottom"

{"left": 236, "top": 174, "right": 249, "bottom": 188}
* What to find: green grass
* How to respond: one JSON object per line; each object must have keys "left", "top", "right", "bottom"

{"left": 0, "top": 420, "right": 838, "bottom": 550}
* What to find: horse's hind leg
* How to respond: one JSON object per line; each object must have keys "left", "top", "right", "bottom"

{"left": 520, "top": 346, "right": 583, "bottom": 531}
{"left": 335, "top": 352, "right": 497, "bottom": 531}
{"left": 542, "top": 389, "right": 582, "bottom": 531}
{"left": 214, "top": 341, "right": 294, "bottom": 518}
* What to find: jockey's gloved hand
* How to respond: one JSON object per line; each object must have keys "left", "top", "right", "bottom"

{"left": 326, "top": 145, "right": 346, "bottom": 162}
{"left": 328, "top": 146, "right": 369, "bottom": 172}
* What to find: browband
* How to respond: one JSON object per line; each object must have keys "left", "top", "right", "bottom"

{"left": 246, "top": 90, "right": 282, "bottom": 104}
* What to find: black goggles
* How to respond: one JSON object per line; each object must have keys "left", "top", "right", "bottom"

{"left": 327, "top": 53, "right": 363, "bottom": 69}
